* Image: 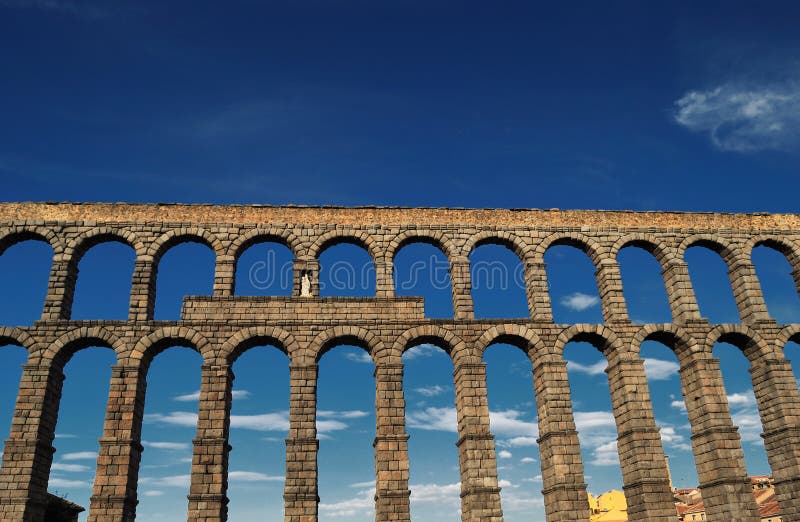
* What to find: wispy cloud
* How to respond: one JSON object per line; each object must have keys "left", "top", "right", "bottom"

{"left": 560, "top": 292, "right": 600, "bottom": 311}
{"left": 343, "top": 351, "right": 373, "bottom": 364}
{"left": 674, "top": 79, "right": 800, "bottom": 152}
{"left": 146, "top": 409, "right": 367, "bottom": 434}
{"left": 403, "top": 344, "right": 443, "bottom": 360}
{"left": 642, "top": 358, "right": 680, "bottom": 381}
{"left": 173, "top": 389, "right": 251, "bottom": 402}
{"left": 228, "top": 471, "right": 284, "bottom": 482}
{"left": 51, "top": 462, "right": 91, "bottom": 472}
{"left": 48, "top": 477, "right": 92, "bottom": 488}
{"left": 61, "top": 451, "right": 98, "bottom": 461}
{"left": 413, "top": 385, "right": 448, "bottom": 397}
{"left": 142, "top": 441, "right": 191, "bottom": 451}
{"left": 566, "top": 359, "right": 607, "bottom": 376}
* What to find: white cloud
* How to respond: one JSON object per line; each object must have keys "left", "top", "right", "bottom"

{"left": 727, "top": 391, "right": 756, "bottom": 408}
{"left": 318, "top": 410, "right": 369, "bottom": 420}
{"left": 406, "top": 407, "right": 457, "bottom": 432}
{"left": 560, "top": 292, "right": 600, "bottom": 311}
{"left": 403, "top": 344, "right": 442, "bottom": 360}
{"left": 566, "top": 359, "right": 607, "bottom": 376}
{"left": 48, "top": 477, "right": 91, "bottom": 488}
{"left": 414, "top": 385, "right": 448, "bottom": 397}
{"left": 406, "top": 407, "right": 538, "bottom": 441}
{"left": 228, "top": 471, "right": 284, "bottom": 482}
{"left": 591, "top": 440, "right": 620, "bottom": 466}
{"left": 142, "top": 490, "right": 164, "bottom": 497}
{"left": 146, "top": 409, "right": 365, "bottom": 435}
{"left": 319, "top": 486, "right": 375, "bottom": 518}
{"left": 498, "top": 450, "right": 512, "bottom": 459}
{"left": 51, "top": 462, "right": 90, "bottom": 472}
{"left": 173, "top": 390, "right": 251, "bottom": 402}
{"left": 520, "top": 457, "right": 536, "bottom": 463}
{"left": 54, "top": 433, "right": 77, "bottom": 439}
{"left": 142, "top": 441, "right": 191, "bottom": 451}
{"left": 139, "top": 474, "right": 191, "bottom": 488}
{"left": 643, "top": 358, "right": 680, "bottom": 381}
{"left": 674, "top": 80, "right": 800, "bottom": 152}
{"left": 670, "top": 400, "right": 687, "bottom": 412}
{"left": 504, "top": 437, "right": 538, "bottom": 447}
{"left": 573, "top": 411, "right": 616, "bottom": 431}
{"left": 410, "top": 482, "right": 461, "bottom": 505}
{"left": 343, "top": 351, "right": 373, "bottom": 364}
{"left": 61, "top": 451, "right": 98, "bottom": 461}
{"left": 659, "top": 425, "right": 692, "bottom": 452}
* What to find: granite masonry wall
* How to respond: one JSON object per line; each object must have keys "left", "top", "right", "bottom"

{"left": 0, "top": 202, "right": 798, "bottom": 522}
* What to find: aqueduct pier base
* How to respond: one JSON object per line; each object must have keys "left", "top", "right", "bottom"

{"left": 0, "top": 202, "right": 799, "bottom": 522}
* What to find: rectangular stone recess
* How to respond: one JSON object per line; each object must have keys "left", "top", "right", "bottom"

{"left": 181, "top": 296, "right": 427, "bottom": 322}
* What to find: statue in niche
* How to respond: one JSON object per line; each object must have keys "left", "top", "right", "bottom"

{"left": 301, "top": 272, "right": 312, "bottom": 297}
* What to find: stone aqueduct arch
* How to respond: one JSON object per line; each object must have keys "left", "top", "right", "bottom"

{"left": 0, "top": 202, "right": 799, "bottom": 522}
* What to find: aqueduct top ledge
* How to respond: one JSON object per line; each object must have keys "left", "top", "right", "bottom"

{"left": 3, "top": 201, "right": 800, "bottom": 229}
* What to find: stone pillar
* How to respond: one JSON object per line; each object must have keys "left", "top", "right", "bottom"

{"left": 749, "top": 358, "right": 800, "bottom": 520}
{"left": 661, "top": 261, "right": 703, "bottom": 323}
{"left": 373, "top": 364, "right": 411, "bottom": 522}
{"left": 213, "top": 255, "right": 236, "bottom": 297}
{"left": 128, "top": 258, "right": 156, "bottom": 321}
{"left": 524, "top": 261, "right": 553, "bottom": 322}
{"left": 452, "top": 361, "right": 503, "bottom": 522}
{"left": 41, "top": 258, "right": 75, "bottom": 320}
{"left": 595, "top": 259, "right": 629, "bottom": 323}
{"left": 187, "top": 364, "right": 234, "bottom": 522}
{"left": 375, "top": 261, "right": 395, "bottom": 298}
{"left": 679, "top": 353, "right": 760, "bottom": 521}
{"left": 0, "top": 364, "right": 63, "bottom": 522}
{"left": 89, "top": 365, "right": 146, "bottom": 522}
{"left": 450, "top": 257, "right": 474, "bottom": 320}
{"left": 284, "top": 363, "right": 319, "bottom": 522}
{"left": 531, "top": 356, "right": 590, "bottom": 522}
{"left": 605, "top": 355, "right": 676, "bottom": 521}
{"left": 728, "top": 256, "right": 772, "bottom": 324}
{"left": 293, "top": 258, "right": 320, "bottom": 298}
{"left": 791, "top": 267, "right": 800, "bottom": 298}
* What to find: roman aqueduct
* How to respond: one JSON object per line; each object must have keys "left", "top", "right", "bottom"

{"left": 0, "top": 202, "right": 799, "bottom": 522}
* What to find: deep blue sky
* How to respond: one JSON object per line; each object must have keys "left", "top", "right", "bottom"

{"left": 2, "top": 2, "right": 800, "bottom": 521}
{"left": 1, "top": 0, "right": 799, "bottom": 210}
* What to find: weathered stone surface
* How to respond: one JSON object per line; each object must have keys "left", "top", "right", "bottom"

{"left": 0, "top": 202, "right": 798, "bottom": 522}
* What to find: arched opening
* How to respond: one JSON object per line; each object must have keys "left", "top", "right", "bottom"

{"left": 154, "top": 242, "right": 215, "bottom": 320}
{"left": 319, "top": 242, "right": 375, "bottom": 297}
{"left": 137, "top": 346, "right": 203, "bottom": 520}
{"left": 545, "top": 246, "right": 603, "bottom": 324}
{"left": 72, "top": 241, "right": 135, "bottom": 320}
{"left": 227, "top": 344, "right": 290, "bottom": 520}
{"left": 48, "top": 346, "right": 117, "bottom": 522}
{"left": 0, "top": 342, "right": 27, "bottom": 459}
{"left": 402, "top": 340, "right": 461, "bottom": 521}
{"left": 638, "top": 340, "right": 697, "bottom": 489}
{"left": 618, "top": 246, "right": 672, "bottom": 324}
{"left": 752, "top": 245, "right": 800, "bottom": 323}
{"left": 316, "top": 342, "right": 375, "bottom": 521}
{"left": 0, "top": 239, "right": 52, "bottom": 325}
{"left": 469, "top": 243, "right": 527, "bottom": 318}
{"left": 712, "top": 341, "right": 770, "bottom": 476}
{"left": 394, "top": 242, "right": 453, "bottom": 318}
{"left": 483, "top": 341, "right": 544, "bottom": 521}
{"left": 685, "top": 245, "right": 739, "bottom": 323}
{"left": 235, "top": 241, "right": 294, "bottom": 296}
{"left": 562, "top": 340, "right": 622, "bottom": 496}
